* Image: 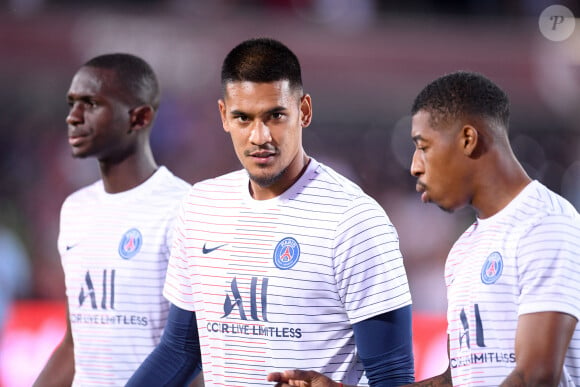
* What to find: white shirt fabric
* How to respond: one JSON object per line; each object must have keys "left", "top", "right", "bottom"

{"left": 59, "top": 166, "right": 190, "bottom": 386}
{"left": 164, "top": 158, "right": 412, "bottom": 386}
{"left": 446, "top": 180, "right": 580, "bottom": 386}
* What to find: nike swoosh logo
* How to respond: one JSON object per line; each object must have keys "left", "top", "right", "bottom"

{"left": 66, "top": 243, "right": 79, "bottom": 251}
{"left": 202, "top": 243, "right": 227, "bottom": 254}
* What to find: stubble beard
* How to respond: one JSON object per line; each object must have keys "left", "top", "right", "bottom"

{"left": 249, "top": 166, "right": 288, "bottom": 188}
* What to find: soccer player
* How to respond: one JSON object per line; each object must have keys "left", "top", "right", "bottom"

{"left": 267, "top": 72, "right": 580, "bottom": 386}
{"left": 33, "top": 53, "right": 201, "bottom": 386}
{"left": 127, "top": 38, "right": 415, "bottom": 386}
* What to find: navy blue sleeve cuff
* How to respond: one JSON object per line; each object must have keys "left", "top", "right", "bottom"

{"left": 126, "top": 303, "right": 202, "bottom": 386}
{"left": 352, "top": 305, "right": 415, "bottom": 386}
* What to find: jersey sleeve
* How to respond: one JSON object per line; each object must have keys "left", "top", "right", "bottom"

{"left": 163, "top": 190, "right": 197, "bottom": 312}
{"left": 516, "top": 214, "right": 580, "bottom": 320}
{"left": 333, "top": 195, "right": 412, "bottom": 324}
{"left": 57, "top": 197, "right": 71, "bottom": 257}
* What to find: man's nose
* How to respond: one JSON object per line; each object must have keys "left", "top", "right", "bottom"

{"left": 249, "top": 120, "right": 272, "bottom": 145}
{"left": 410, "top": 150, "right": 423, "bottom": 177}
{"left": 66, "top": 102, "right": 84, "bottom": 126}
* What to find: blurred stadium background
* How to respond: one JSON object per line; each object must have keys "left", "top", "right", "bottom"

{"left": 0, "top": 0, "right": 579, "bottom": 385}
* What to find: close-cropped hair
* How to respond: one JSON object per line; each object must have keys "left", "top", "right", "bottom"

{"left": 221, "top": 38, "right": 303, "bottom": 93}
{"left": 83, "top": 53, "right": 160, "bottom": 109}
{"left": 411, "top": 71, "right": 510, "bottom": 129}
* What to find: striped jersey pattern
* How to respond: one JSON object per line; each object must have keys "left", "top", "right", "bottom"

{"left": 59, "top": 167, "right": 190, "bottom": 386}
{"left": 445, "top": 180, "right": 580, "bottom": 386}
{"left": 164, "top": 158, "right": 412, "bottom": 386}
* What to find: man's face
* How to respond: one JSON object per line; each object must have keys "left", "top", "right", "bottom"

{"left": 410, "top": 109, "right": 470, "bottom": 213}
{"left": 218, "top": 80, "right": 312, "bottom": 198}
{"left": 66, "top": 66, "right": 134, "bottom": 162}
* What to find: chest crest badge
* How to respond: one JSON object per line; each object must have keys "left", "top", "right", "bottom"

{"left": 481, "top": 251, "right": 503, "bottom": 284}
{"left": 118, "top": 228, "right": 142, "bottom": 259}
{"left": 273, "top": 237, "right": 300, "bottom": 270}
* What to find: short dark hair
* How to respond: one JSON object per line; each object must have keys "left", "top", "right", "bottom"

{"left": 83, "top": 53, "right": 160, "bottom": 109}
{"left": 411, "top": 71, "right": 510, "bottom": 130}
{"left": 221, "top": 38, "right": 303, "bottom": 93}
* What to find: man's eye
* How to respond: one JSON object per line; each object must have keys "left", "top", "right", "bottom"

{"left": 272, "top": 112, "right": 284, "bottom": 119}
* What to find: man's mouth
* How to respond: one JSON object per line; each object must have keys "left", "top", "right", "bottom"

{"left": 416, "top": 182, "right": 428, "bottom": 203}
{"left": 248, "top": 148, "right": 276, "bottom": 162}
{"left": 68, "top": 134, "right": 88, "bottom": 146}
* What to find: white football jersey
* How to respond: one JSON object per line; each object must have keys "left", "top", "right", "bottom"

{"left": 446, "top": 180, "right": 580, "bottom": 386}
{"left": 164, "top": 158, "right": 412, "bottom": 386}
{"left": 59, "top": 166, "right": 190, "bottom": 386}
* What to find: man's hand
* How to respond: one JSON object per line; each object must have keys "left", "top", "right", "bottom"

{"left": 267, "top": 369, "right": 343, "bottom": 387}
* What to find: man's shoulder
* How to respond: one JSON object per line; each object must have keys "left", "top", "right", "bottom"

{"left": 311, "top": 161, "right": 381, "bottom": 207}
{"left": 191, "top": 169, "right": 246, "bottom": 189}
{"left": 502, "top": 181, "right": 580, "bottom": 245}
{"left": 311, "top": 161, "right": 362, "bottom": 194}
{"left": 156, "top": 168, "right": 191, "bottom": 194}
{"left": 63, "top": 180, "right": 102, "bottom": 204}
{"left": 523, "top": 181, "right": 579, "bottom": 224}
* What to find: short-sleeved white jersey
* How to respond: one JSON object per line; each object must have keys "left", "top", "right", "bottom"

{"left": 445, "top": 180, "right": 580, "bottom": 386}
{"left": 59, "top": 166, "right": 190, "bottom": 386}
{"left": 164, "top": 158, "right": 412, "bottom": 386}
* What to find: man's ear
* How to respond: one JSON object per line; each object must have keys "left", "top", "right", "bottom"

{"left": 129, "top": 105, "right": 154, "bottom": 131}
{"left": 300, "top": 94, "right": 312, "bottom": 128}
{"left": 461, "top": 124, "right": 479, "bottom": 157}
{"left": 218, "top": 99, "right": 229, "bottom": 133}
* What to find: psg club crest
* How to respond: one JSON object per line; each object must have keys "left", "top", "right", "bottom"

{"left": 481, "top": 251, "right": 503, "bottom": 284}
{"left": 118, "top": 228, "right": 142, "bottom": 259}
{"left": 273, "top": 237, "right": 300, "bottom": 270}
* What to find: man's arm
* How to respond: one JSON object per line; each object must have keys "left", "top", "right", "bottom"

{"left": 352, "top": 305, "right": 414, "bottom": 386}
{"left": 500, "top": 311, "right": 577, "bottom": 386}
{"left": 268, "top": 306, "right": 416, "bottom": 386}
{"left": 268, "top": 306, "right": 416, "bottom": 387}
{"left": 33, "top": 302, "right": 75, "bottom": 387}
{"left": 406, "top": 368, "right": 451, "bottom": 387}
{"left": 126, "top": 303, "right": 202, "bottom": 386}
{"left": 268, "top": 334, "right": 452, "bottom": 387}
{"left": 267, "top": 367, "right": 452, "bottom": 387}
